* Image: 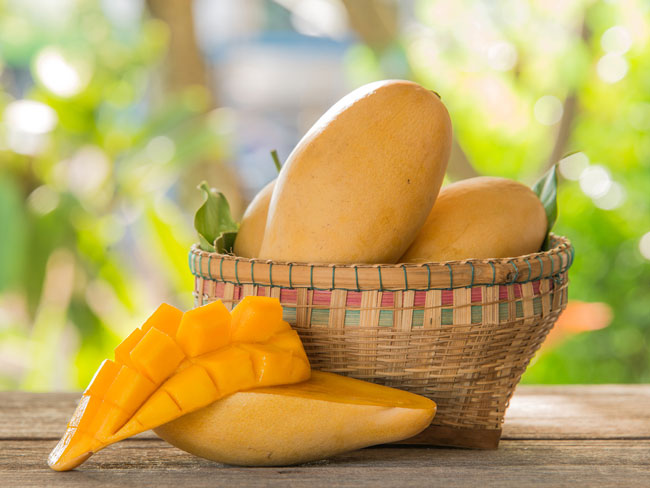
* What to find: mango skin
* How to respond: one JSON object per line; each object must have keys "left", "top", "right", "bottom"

{"left": 154, "top": 371, "right": 435, "bottom": 466}
{"left": 233, "top": 180, "right": 275, "bottom": 258}
{"left": 400, "top": 176, "right": 548, "bottom": 262}
{"left": 259, "top": 80, "right": 452, "bottom": 264}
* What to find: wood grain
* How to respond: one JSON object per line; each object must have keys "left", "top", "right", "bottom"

{"left": 2, "top": 440, "right": 649, "bottom": 487}
{"left": 2, "top": 386, "right": 650, "bottom": 486}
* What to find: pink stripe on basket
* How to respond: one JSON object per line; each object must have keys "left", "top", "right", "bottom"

{"left": 414, "top": 291, "right": 426, "bottom": 307}
{"left": 215, "top": 282, "right": 226, "bottom": 296}
{"left": 280, "top": 288, "right": 297, "bottom": 304}
{"left": 514, "top": 284, "right": 522, "bottom": 298}
{"left": 256, "top": 287, "right": 267, "bottom": 297}
{"left": 346, "top": 291, "right": 362, "bottom": 307}
{"left": 499, "top": 286, "right": 508, "bottom": 300}
{"left": 532, "top": 280, "right": 541, "bottom": 295}
{"left": 312, "top": 290, "right": 332, "bottom": 306}
{"left": 441, "top": 290, "right": 453, "bottom": 306}
{"left": 381, "top": 293, "right": 394, "bottom": 307}
{"left": 233, "top": 286, "right": 241, "bottom": 301}
{"left": 471, "top": 287, "right": 482, "bottom": 303}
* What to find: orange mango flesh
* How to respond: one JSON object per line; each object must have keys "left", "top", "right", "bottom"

{"left": 48, "top": 298, "right": 310, "bottom": 472}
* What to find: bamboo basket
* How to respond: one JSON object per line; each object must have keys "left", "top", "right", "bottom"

{"left": 189, "top": 234, "right": 573, "bottom": 449}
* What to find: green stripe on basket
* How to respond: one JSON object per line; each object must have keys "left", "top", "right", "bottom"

{"left": 516, "top": 301, "right": 523, "bottom": 318}
{"left": 499, "top": 302, "right": 508, "bottom": 322}
{"left": 282, "top": 307, "right": 297, "bottom": 324}
{"left": 311, "top": 308, "right": 330, "bottom": 326}
{"left": 533, "top": 297, "right": 542, "bottom": 315}
{"left": 344, "top": 309, "right": 360, "bottom": 326}
{"left": 378, "top": 310, "right": 393, "bottom": 327}
{"left": 441, "top": 308, "right": 453, "bottom": 325}
{"left": 471, "top": 305, "right": 482, "bottom": 324}
{"left": 412, "top": 309, "right": 424, "bottom": 327}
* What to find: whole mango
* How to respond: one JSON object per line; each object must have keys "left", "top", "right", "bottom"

{"left": 400, "top": 176, "right": 547, "bottom": 262}
{"left": 259, "top": 80, "right": 452, "bottom": 264}
{"left": 233, "top": 180, "right": 275, "bottom": 258}
{"left": 154, "top": 371, "right": 435, "bottom": 466}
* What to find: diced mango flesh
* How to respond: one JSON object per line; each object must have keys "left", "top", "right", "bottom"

{"left": 130, "top": 327, "right": 185, "bottom": 384}
{"left": 231, "top": 296, "right": 287, "bottom": 343}
{"left": 142, "top": 303, "right": 184, "bottom": 337}
{"left": 113, "top": 329, "right": 145, "bottom": 369}
{"left": 198, "top": 346, "right": 256, "bottom": 395}
{"left": 49, "top": 297, "right": 311, "bottom": 472}
{"left": 176, "top": 300, "right": 231, "bottom": 357}
{"left": 83, "top": 360, "right": 120, "bottom": 397}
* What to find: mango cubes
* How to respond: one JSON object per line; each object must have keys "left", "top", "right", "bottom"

{"left": 48, "top": 297, "right": 310, "bottom": 472}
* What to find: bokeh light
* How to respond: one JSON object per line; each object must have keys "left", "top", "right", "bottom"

{"left": 601, "top": 26, "right": 633, "bottom": 54}
{"left": 579, "top": 165, "right": 612, "bottom": 199}
{"left": 487, "top": 41, "right": 518, "bottom": 71}
{"left": 559, "top": 152, "right": 589, "bottom": 181}
{"left": 597, "top": 54, "right": 628, "bottom": 83}
{"left": 534, "top": 95, "right": 563, "bottom": 125}
{"left": 4, "top": 100, "right": 58, "bottom": 155}
{"left": 35, "top": 47, "right": 89, "bottom": 98}
{"left": 639, "top": 232, "right": 650, "bottom": 260}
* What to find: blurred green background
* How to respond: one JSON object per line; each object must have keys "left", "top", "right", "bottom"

{"left": 1, "top": 0, "right": 649, "bottom": 391}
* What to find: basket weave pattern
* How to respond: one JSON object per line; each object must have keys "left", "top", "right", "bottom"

{"left": 189, "top": 235, "right": 572, "bottom": 432}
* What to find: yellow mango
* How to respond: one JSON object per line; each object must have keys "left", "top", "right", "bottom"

{"left": 88, "top": 402, "right": 130, "bottom": 439}
{"left": 103, "top": 365, "right": 156, "bottom": 412}
{"left": 83, "top": 360, "right": 120, "bottom": 397}
{"left": 113, "top": 328, "right": 145, "bottom": 369}
{"left": 134, "top": 390, "right": 182, "bottom": 428}
{"left": 197, "top": 346, "right": 256, "bottom": 395}
{"left": 130, "top": 327, "right": 185, "bottom": 384}
{"left": 162, "top": 364, "right": 219, "bottom": 412}
{"left": 259, "top": 80, "right": 452, "bottom": 264}
{"left": 266, "top": 330, "right": 309, "bottom": 364}
{"left": 141, "top": 303, "right": 184, "bottom": 337}
{"left": 230, "top": 295, "right": 287, "bottom": 343}
{"left": 240, "top": 343, "right": 301, "bottom": 386}
{"left": 233, "top": 179, "right": 275, "bottom": 258}
{"left": 49, "top": 297, "right": 311, "bottom": 472}
{"left": 400, "top": 176, "right": 548, "bottom": 262}
{"left": 175, "top": 300, "right": 231, "bottom": 357}
{"left": 154, "top": 371, "right": 436, "bottom": 466}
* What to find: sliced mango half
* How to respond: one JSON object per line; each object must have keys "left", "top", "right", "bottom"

{"left": 48, "top": 297, "right": 310, "bottom": 471}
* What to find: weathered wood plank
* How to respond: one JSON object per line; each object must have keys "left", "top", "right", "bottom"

{"left": 2, "top": 439, "right": 649, "bottom": 487}
{"left": 3, "top": 386, "right": 649, "bottom": 440}
{"left": 502, "top": 385, "right": 650, "bottom": 439}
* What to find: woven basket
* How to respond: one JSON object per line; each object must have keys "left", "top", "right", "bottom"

{"left": 189, "top": 234, "right": 573, "bottom": 449}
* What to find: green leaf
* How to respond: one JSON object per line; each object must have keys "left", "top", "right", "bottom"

{"left": 270, "top": 149, "right": 282, "bottom": 173}
{"left": 532, "top": 164, "right": 558, "bottom": 250}
{"left": 194, "top": 181, "right": 239, "bottom": 253}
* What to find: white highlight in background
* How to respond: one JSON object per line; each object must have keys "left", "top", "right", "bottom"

{"left": 579, "top": 165, "right": 612, "bottom": 199}
{"left": 4, "top": 100, "right": 58, "bottom": 155}
{"left": 487, "top": 41, "right": 518, "bottom": 71}
{"left": 559, "top": 152, "right": 589, "bottom": 180}
{"left": 601, "top": 26, "right": 632, "bottom": 54}
{"left": 593, "top": 181, "right": 626, "bottom": 210}
{"left": 597, "top": 54, "right": 628, "bottom": 83}
{"left": 35, "top": 47, "right": 86, "bottom": 98}
{"left": 639, "top": 232, "right": 650, "bottom": 260}
{"left": 534, "top": 95, "right": 563, "bottom": 125}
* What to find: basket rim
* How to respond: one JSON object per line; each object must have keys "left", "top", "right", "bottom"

{"left": 189, "top": 233, "right": 573, "bottom": 291}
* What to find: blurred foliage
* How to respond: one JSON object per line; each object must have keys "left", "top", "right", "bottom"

{"left": 1, "top": 0, "right": 649, "bottom": 390}
{"left": 0, "top": 0, "right": 230, "bottom": 390}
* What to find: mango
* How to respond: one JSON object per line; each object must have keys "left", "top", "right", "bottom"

{"left": 48, "top": 297, "right": 310, "bottom": 472}
{"left": 154, "top": 371, "right": 436, "bottom": 466}
{"left": 259, "top": 80, "right": 452, "bottom": 264}
{"left": 400, "top": 176, "right": 548, "bottom": 262}
{"left": 233, "top": 179, "right": 275, "bottom": 258}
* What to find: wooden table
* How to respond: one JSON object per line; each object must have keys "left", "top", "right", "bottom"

{"left": 2, "top": 386, "right": 649, "bottom": 487}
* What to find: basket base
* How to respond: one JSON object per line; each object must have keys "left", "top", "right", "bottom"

{"left": 393, "top": 424, "right": 501, "bottom": 449}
